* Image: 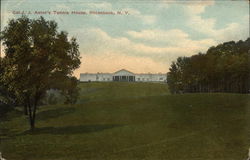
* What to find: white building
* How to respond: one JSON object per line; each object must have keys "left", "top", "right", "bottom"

{"left": 80, "top": 69, "right": 167, "bottom": 82}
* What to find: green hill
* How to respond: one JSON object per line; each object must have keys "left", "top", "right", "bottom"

{"left": 0, "top": 82, "right": 249, "bottom": 160}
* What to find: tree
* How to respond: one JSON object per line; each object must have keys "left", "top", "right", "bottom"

{"left": 167, "top": 38, "right": 250, "bottom": 94}
{"left": 61, "top": 77, "right": 80, "bottom": 104}
{"left": 0, "top": 16, "right": 81, "bottom": 130}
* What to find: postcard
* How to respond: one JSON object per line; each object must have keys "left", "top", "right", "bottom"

{"left": 0, "top": 0, "right": 249, "bottom": 160}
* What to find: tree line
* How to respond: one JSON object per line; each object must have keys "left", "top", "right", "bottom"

{"left": 0, "top": 16, "right": 81, "bottom": 130}
{"left": 167, "top": 38, "right": 250, "bottom": 94}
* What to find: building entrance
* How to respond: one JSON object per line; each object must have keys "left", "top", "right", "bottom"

{"left": 113, "top": 76, "right": 135, "bottom": 82}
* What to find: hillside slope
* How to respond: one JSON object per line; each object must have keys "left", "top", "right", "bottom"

{"left": 0, "top": 82, "right": 249, "bottom": 160}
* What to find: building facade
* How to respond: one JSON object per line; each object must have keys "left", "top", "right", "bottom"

{"left": 80, "top": 69, "right": 167, "bottom": 82}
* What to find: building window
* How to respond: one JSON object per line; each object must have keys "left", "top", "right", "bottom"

{"left": 107, "top": 78, "right": 110, "bottom": 81}
{"left": 142, "top": 78, "right": 144, "bottom": 81}
{"left": 159, "top": 78, "right": 163, "bottom": 80}
{"left": 137, "top": 78, "right": 140, "bottom": 81}
{"left": 103, "top": 78, "right": 105, "bottom": 81}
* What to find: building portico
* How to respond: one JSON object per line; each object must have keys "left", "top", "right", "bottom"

{"left": 112, "top": 69, "right": 135, "bottom": 82}
{"left": 113, "top": 75, "right": 135, "bottom": 82}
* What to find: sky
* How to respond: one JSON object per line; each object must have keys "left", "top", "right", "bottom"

{"left": 1, "top": 0, "right": 249, "bottom": 77}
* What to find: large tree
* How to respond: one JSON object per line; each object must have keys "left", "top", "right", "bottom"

{"left": 0, "top": 16, "right": 81, "bottom": 130}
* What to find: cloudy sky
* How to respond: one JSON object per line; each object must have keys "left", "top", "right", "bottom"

{"left": 1, "top": 0, "right": 249, "bottom": 77}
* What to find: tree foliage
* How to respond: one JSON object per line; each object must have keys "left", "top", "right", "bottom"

{"left": 0, "top": 57, "right": 17, "bottom": 116}
{"left": 167, "top": 38, "right": 250, "bottom": 94}
{"left": 0, "top": 16, "right": 81, "bottom": 130}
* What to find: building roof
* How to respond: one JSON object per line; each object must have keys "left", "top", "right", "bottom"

{"left": 114, "top": 69, "right": 134, "bottom": 75}
{"left": 80, "top": 69, "right": 166, "bottom": 76}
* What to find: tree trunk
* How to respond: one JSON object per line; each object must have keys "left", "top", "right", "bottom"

{"left": 24, "top": 105, "right": 28, "bottom": 115}
{"left": 30, "top": 117, "right": 35, "bottom": 131}
{"left": 27, "top": 100, "right": 37, "bottom": 131}
{"left": 25, "top": 92, "right": 41, "bottom": 131}
{"left": 31, "top": 104, "right": 37, "bottom": 131}
{"left": 27, "top": 104, "right": 32, "bottom": 131}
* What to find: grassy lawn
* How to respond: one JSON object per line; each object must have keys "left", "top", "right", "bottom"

{"left": 0, "top": 82, "right": 250, "bottom": 160}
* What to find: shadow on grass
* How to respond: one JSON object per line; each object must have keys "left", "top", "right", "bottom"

{"left": 19, "top": 124, "right": 124, "bottom": 135}
{"left": 0, "top": 108, "right": 24, "bottom": 122}
{"left": 36, "top": 107, "right": 75, "bottom": 121}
